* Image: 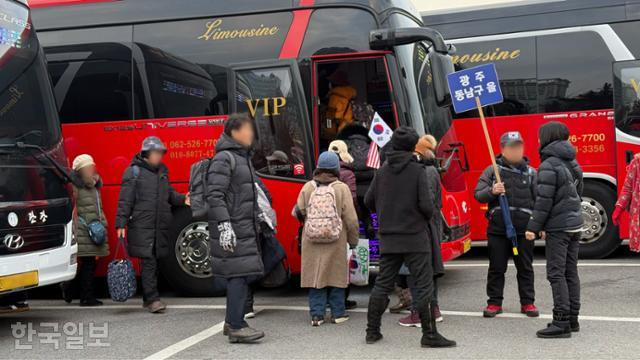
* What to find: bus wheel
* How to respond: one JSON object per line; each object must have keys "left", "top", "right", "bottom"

{"left": 578, "top": 181, "right": 620, "bottom": 259}
{"left": 160, "top": 207, "right": 225, "bottom": 296}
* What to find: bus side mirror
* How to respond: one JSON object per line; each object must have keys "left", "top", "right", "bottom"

{"left": 370, "top": 27, "right": 449, "bottom": 53}
{"left": 370, "top": 27, "right": 454, "bottom": 107}
{"left": 430, "top": 52, "right": 454, "bottom": 107}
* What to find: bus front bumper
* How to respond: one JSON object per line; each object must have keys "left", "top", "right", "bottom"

{"left": 0, "top": 221, "right": 77, "bottom": 294}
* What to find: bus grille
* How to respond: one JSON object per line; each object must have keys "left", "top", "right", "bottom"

{"left": 445, "top": 222, "right": 471, "bottom": 243}
{"left": 0, "top": 225, "right": 65, "bottom": 256}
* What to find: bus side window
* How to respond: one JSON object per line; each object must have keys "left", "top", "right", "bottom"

{"left": 39, "top": 26, "right": 144, "bottom": 124}
{"left": 536, "top": 31, "right": 614, "bottom": 113}
{"left": 234, "top": 66, "right": 308, "bottom": 179}
{"left": 451, "top": 37, "right": 537, "bottom": 119}
{"left": 47, "top": 58, "right": 141, "bottom": 123}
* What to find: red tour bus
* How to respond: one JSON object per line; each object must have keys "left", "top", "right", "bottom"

{"left": 423, "top": 0, "right": 640, "bottom": 258}
{"left": 30, "top": 0, "right": 471, "bottom": 295}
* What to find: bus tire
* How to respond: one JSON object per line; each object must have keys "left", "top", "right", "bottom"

{"left": 160, "top": 207, "right": 225, "bottom": 296}
{"left": 578, "top": 181, "right": 621, "bottom": 259}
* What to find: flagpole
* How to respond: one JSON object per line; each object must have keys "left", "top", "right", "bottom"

{"left": 476, "top": 97, "right": 501, "bottom": 183}
{"left": 476, "top": 97, "right": 517, "bottom": 256}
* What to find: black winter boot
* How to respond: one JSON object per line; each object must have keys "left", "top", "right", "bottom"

{"left": 365, "top": 296, "right": 389, "bottom": 344}
{"left": 419, "top": 301, "right": 456, "bottom": 348}
{"left": 536, "top": 312, "right": 571, "bottom": 339}
{"left": 570, "top": 314, "right": 580, "bottom": 332}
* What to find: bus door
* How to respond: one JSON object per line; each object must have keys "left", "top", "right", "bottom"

{"left": 311, "top": 53, "right": 398, "bottom": 154}
{"left": 311, "top": 52, "right": 398, "bottom": 264}
{"left": 229, "top": 59, "right": 314, "bottom": 272}
{"left": 613, "top": 60, "right": 640, "bottom": 239}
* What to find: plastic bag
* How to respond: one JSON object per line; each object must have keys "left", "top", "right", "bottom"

{"left": 348, "top": 238, "right": 370, "bottom": 286}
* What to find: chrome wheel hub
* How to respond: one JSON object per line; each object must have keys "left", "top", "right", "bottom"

{"left": 175, "top": 222, "right": 212, "bottom": 278}
{"left": 580, "top": 197, "right": 607, "bottom": 245}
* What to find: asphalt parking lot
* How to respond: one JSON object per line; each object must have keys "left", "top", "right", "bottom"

{"left": 1, "top": 247, "right": 639, "bottom": 360}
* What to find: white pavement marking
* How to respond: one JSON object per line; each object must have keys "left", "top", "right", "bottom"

{"left": 34, "top": 305, "right": 228, "bottom": 310}
{"left": 31, "top": 305, "right": 640, "bottom": 323}
{"left": 142, "top": 321, "right": 226, "bottom": 360}
{"left": 446, "top": 262, "right": 640, "bottom": 268}
{"left": 142, "top": 309, "right": 262, "bottom": 360}
{"left": 440, "top": 310, "right": 640, "bottom": 323}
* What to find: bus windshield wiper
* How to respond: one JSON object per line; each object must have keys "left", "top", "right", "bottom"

{"left": 0, "top": 142, "right": 73, "bottom": 183}
{"left": 438, "top": 147, "right": 458, "bottom": 173}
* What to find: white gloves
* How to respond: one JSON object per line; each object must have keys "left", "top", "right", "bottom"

{"left": 217, "top": 221, "right": 237, "bottom": 253}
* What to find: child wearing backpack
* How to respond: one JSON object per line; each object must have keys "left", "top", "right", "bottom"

{"left": 293, "top": 151, "right": 359, "bottom": 326}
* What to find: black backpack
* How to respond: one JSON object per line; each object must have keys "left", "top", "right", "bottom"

{"left": 346, "top": 135, "right": 370, "bottom": 172}
{"left": 189, "top": 151, "right": 235, "bottom": 219}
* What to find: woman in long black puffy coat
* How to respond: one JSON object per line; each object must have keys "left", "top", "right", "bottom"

{"left": 206, "top": 113, "right": 265, "bottom": 344}
{"left": 526, "top": 121, "right": 583, "bottom": 339}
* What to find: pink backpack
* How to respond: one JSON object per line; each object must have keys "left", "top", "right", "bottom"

{"left": 303, "top": 181, "right": 342, "bottom": 243}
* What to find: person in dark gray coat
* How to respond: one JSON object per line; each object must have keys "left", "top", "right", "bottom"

{"left": 207, "top": 113, "right": 264, "bottom": 344}
{"left": 525, "top": 122, "right": 583, "bottom": 339}
{"left": 115, "top": 136, "right": 187, "bottom": 314}
{"left": 474, "top": 132, "right": 538, "bottom": 319}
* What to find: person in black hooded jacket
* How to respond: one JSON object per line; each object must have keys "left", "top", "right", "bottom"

{"left": 206, "top": 113, "right": 265, "bottom": 344}
{"left": 115, "top": 136, "right": 187, "bottom": 314}
{"left": 364, "top": 126, "right": 455, "bottom": 348}
{"left": 337, "top": 124, "right": 376, "bottom": 239}
{"left": 525, "top": 121, "right": 583, "bottom": 339}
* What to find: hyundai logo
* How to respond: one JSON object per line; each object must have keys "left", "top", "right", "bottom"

{"left": 3, "top": 234, "right": 24, "bottom": 250}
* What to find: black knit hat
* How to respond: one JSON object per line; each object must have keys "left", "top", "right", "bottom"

{"left": 391, "top": 126, "right": 419, "bottom": 152}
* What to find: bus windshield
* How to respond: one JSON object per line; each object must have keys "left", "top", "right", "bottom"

{"left": 0, "top": 0, "right": 60, "bottom": 149}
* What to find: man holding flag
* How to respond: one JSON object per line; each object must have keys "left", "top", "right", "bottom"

{"left": 474, "top": 131, "right": 539, "bottom": 318}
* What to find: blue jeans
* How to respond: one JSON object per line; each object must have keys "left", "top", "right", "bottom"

{"left": 308, "top": 287, "right": 345, "bottom": 318}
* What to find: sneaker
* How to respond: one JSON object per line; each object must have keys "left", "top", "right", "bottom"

{"left": 0, "top": 302, "right": 30, "bottom": 314}
{"left": 398, "top": 310, "right": 421, "bottom": 327}
{"left": 331, "top": 314, "right": 350, "bottom": 324}
{"left": 521, "top": 304, "right": 540, "bottom": 317}
{"left": 244, "top": 312, "right": 256, "bottom": 319}
{"left": 228, "top": 326, "right": 265, "bottom": 343}
{"left": 483, "top": 304, "right": 503, "bottom": 318}
{"left": 80, "top": 298, "right": 103, "bottom": 307}
{"left": 311, "top": 316, "right": 325, "bottom": 327}
{"left": 434, "top": 305, "right": 444, "bottom": 323}
{"left": 345, "top": 300, "right": 357, "bottom": 310}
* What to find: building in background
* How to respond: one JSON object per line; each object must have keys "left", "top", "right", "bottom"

{"left": 415, "top": 0, "right": 561, "bottom": 14}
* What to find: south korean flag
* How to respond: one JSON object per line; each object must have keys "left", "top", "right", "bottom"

{"left": 367, "top": 112, "right": 392, "bottom": 148}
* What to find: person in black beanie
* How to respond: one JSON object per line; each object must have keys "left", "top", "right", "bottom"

{"left": 364, "top": 126, "right": 455, "bottom": 348}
